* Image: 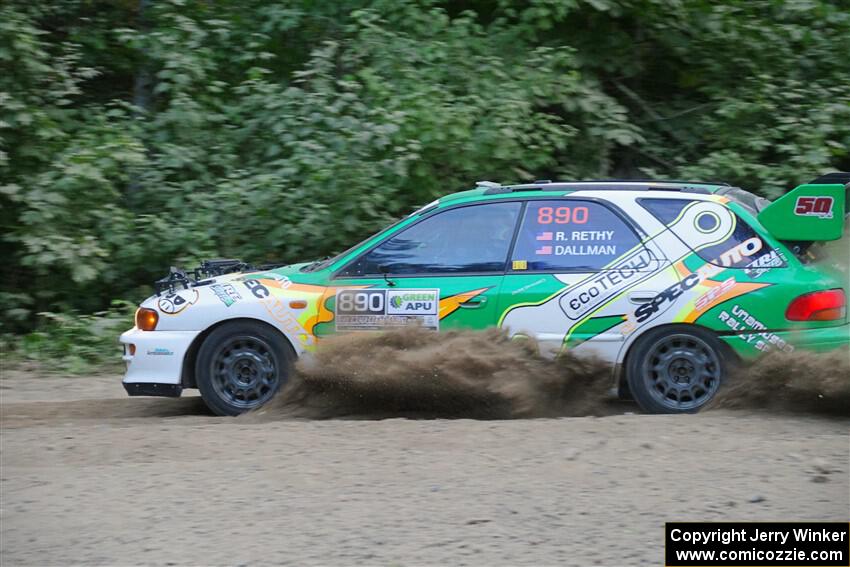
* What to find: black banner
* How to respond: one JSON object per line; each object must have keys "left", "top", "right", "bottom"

{"left": 665, "top": 522, "right": 849, "bottom": 566}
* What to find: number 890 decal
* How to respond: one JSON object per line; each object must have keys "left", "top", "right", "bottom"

{"left": 337, "top": 289, "right": 386, "bottom": 314}
{"left": 335, "top": 289, "right": 440, "bottom": 331}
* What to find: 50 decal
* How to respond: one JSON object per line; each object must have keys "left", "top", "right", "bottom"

{"left": 794, "top": 196, "right": 834, "bottom": 219}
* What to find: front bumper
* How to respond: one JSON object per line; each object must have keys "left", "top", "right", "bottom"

{"left": 719, "top": 322, "right": 850, "bottom": 358}
{"left": 124, "top": 382, "right": 183, "bottom": 397}
{"left": 119, "top": 327, "right": 202, "bottom": 387}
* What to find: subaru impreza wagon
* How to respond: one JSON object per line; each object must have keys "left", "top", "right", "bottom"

{"left": 120, "top": 173, "right": 850, "bottom": 415}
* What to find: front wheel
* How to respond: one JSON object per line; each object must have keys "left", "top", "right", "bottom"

{"left": 626, "top": 326, "right": 728, "bottom": 414}
{"left": 196, "top": 321, "right": 294, "bottom": 416}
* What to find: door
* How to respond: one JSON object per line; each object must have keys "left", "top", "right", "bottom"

{"left": 498, "top": 198, "right": 663, "bottom": 357}
{"left": 329, "top": 201, "right": 523, "bottom": 332}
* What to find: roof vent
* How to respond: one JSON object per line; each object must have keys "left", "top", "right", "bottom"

{"left": 533, "top": 179, "right": 552, "bottom": 184}
{"left": 475, "top": 181, "right": 501, "bottom": 188}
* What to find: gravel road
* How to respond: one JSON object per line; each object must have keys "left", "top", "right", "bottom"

{"left": 1, "top": 370, "right": 848, "bottom": 566}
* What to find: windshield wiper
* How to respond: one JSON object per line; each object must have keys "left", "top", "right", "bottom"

{"left": 300, "top": 257, "right": 332, "bottom": 272}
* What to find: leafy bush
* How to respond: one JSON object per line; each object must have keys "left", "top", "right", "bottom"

{"left": 1, "top": 0, "right": 848, "bottom": 346}
{"left": 6, "top": 301, "right": 135, "bottom": 372}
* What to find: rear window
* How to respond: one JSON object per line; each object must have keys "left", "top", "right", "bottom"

{"left": 640, "top": 198, "right": 787, "bottom": 275}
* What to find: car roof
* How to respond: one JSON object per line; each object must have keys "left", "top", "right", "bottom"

{"left": 439, "top": 179, "right": 732, "bottom": 205}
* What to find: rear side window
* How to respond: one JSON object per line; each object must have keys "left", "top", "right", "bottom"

{"left": 640, "top": 198, "right": 786, "bottom": 273}
{"left": 339, "top": 201, "right": 521, "bottom": 276}
{"left": 510, "top": 200, "right": 643, "bottom": 271}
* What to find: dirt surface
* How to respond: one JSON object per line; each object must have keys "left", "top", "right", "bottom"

{"left": 1, "top": 369, "right": 848, "bottom": 566}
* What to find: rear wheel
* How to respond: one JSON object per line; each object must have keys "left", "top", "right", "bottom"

{"left": 626, "top": 326, "right": 727, "bottom": 414}
{"left": 196, "top": 321, "right": 294, "bottom": 416}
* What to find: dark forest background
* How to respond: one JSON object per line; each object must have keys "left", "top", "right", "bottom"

{"left": 1, "top": 0, "right": 849, "bottom": 363}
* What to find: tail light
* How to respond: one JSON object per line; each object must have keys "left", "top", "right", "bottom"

{"left": 785, "top": 289, "right": 846, "bottom": 321}
{"left": 135, "top": 308, "right": 159, "bottom": 331}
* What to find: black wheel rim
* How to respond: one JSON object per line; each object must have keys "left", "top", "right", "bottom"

{"left": 641, "top": 333, "right": 721, "bottom": 411}
{"left": 210, "top": 335, "right": 280, "bottom": 410}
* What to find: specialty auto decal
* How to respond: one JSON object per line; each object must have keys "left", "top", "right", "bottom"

{"left": 633, "top": 263, "right": 725, "bottom": 323}
{"left": 653, "top": 260, "right": 769, "bottom": 324}
{"left": 243, "top": 276, "right": 368, "bottom": 342}
{"left": 243, "top": 279, "right": 316, "bottom": 347}
{"left": 715, "top": 237, "right": 763, "bottom": 267}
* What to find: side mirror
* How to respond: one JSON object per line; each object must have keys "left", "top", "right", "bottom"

{"left": 378, "top": 264, "right": 396, "bottom": 287}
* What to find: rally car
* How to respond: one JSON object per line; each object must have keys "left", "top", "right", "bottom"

{"left": 120, "top": 173, "right": 850, "bottom": 415}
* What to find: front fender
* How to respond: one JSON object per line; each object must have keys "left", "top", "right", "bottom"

{"left": 143, "top": 273, "right": 331, "bottom": 355}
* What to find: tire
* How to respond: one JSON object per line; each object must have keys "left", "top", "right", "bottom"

{"left": 195, "top": 320, "right": 295, "bottom": 416}
{"left": 626, "top": 325, "right": 728, "bottom": 414}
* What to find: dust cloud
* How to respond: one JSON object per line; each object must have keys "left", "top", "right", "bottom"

{"left": 250, "top": 327, "right": 615, "bottom": 420}
{"left": 712, "top": 349, "right": 850, "bottom": 415}
{"left": 246, "top": 327, "right": 850, "bottom": 421}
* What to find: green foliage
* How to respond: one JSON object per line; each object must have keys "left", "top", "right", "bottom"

{"left": 5, "top": 301, "right": 135, "bottom": 372}
{"left": 1, "top": 0, "right": 849, "bottom": 344}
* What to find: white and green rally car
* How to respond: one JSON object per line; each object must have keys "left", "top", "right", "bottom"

{"left": 121, "top": 173, "right": 850, "bottom": 415}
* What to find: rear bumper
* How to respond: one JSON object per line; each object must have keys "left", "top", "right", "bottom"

{"left": 119, "top": 327, "right": 201, "bottom": 387}
{"left": 719, "top": 322, "right": 850, "bottom": 358}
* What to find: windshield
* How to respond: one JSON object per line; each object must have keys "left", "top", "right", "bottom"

{"left": 300, "top": 200, "right": 440, "bottom": 272}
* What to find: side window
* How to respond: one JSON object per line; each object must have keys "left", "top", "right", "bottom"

{"left": 510, "top": 200, "right": 643, "bottom": 271}
{"left": 339, "top": 202, "right": 521, "bottom": 276}
{"left": 640, "top": 198, "right": 786, "bottom": 270}
{"left": 638, "top": 198, "right": 691, "bottom": 224}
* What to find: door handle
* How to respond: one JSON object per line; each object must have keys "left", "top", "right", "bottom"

{"left": 459, "top": 295, "right": 488, "bottom": 308}
{"left": 628, "top": 291, "right": 658, "bottom": 304}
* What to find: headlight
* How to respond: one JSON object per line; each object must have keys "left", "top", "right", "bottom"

{"left": 135, "top": 308, "right": 159, "bottom": 331}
